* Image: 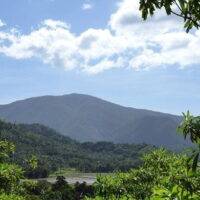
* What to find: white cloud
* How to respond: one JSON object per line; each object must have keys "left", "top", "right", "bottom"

{"left": 82, "top": 2, "right": 93, "bottom": 10}
{"left": 84, "top": 58, "right": 121, "bottom": 74}
{"left": 0, "top": 0, "right": 200, "bottom": 74}
{"left": 0, "top": 19, "right": 6, "bottom": 27}
{"left": 42, "top": 19, "right": 70, "bottom": 29}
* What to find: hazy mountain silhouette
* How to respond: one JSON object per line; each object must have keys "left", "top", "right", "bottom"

{"left": 0, "top": 93, "right": 189, "bottom": 149}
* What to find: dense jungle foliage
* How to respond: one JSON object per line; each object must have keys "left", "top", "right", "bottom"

{"left": 86, "top": 112, "right": 200, "bottom": 200}
{"left": 87, "top": 149, "right": 200, "bottom": 199}
{"left": 0, "top": 120, "right": 152, "bottom": 177}
{"left": 0, "top": 112, "right": 199, "bottom": 200}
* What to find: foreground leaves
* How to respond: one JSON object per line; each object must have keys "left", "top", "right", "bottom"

{"left": 139, "top": 0, "right": 200, "bottom": 32}
{"left": 88, "top": 149, "right": 200, "bottom": 200}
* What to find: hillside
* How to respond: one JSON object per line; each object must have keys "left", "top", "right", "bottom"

{"left": 0, "top": 93, "right": 190, "bottom": 149}
{"left": 0, "top": 120, "right": 151, "bottom": 174}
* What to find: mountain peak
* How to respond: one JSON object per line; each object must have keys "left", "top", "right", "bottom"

{"left": 0, "top": 94, "right": 188, "bottom": 149}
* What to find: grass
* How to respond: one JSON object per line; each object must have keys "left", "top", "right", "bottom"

{"left": 49, "top": 168, "right": 79, "bottom": 177}
{"left": 49, "top": 168, "right": 112, "bottom": 178}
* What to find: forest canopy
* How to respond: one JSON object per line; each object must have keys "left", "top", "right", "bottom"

{"left": 0, "top": 120, "right": 152, "bottom": 177}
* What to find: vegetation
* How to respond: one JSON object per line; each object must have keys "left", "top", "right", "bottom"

{"left": 1, "top": 2, "right": 200, "bottom": 199}
{"left": 0, "top": 131, "right": 94, "bottom": 199}
{"left": 0, "top": 94, "right": 185, "bottom": 150}
{"left": 139, "top": 0, "right": 200, "bottom": 32}
{"left": 87, "top": 149, "right": 200, "bottom": 199}
{"left": 86, "top": 112, "right": 200, "bottom": 200}
{"left": 0, "top": 111, "right": 200, "bottom": 199}
{"left": 177, "top": 111, "right": 200, "bottom": 173}
{"left": 0, "top": 142, "right": 95, "bottom": 199}
{"left": 0, "top": 120, "right": 152, "bottom": 177}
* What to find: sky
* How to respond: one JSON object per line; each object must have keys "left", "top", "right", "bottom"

{"left": 0, "top": 0, "right": 200, "bottom": 115}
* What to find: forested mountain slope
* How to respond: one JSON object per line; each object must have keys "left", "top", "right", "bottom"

{"left": 0, "top": 93, "right": 190, "bottom": 149}
{"left": 0, "top": 120, "right": 152, "bottom": 173}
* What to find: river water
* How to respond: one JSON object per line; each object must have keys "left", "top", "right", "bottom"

{"left": 38, "top": 173, "right": 97, "bottom": 185}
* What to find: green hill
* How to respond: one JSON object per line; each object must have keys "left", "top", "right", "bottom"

{"left": 0, "top": 120, "right": 152, "bottom": 176}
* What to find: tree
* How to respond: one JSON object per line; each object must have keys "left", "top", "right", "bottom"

{"left": 139, "top": 0, "right": 200, "bottom": 32}
{"left": 87, "top": 149, "right": 200, "bottom": 200}
{"left": 0, "top": 140, "right": 24, "bottom": 200}
{"left": 0, "top": 140, "right": 15, "bottom": 162}
{"left": 26, "top": 155, "right": 38, "bottom": 170}
{"left": 178, "top": 111, "right": 200, "bottom": 172}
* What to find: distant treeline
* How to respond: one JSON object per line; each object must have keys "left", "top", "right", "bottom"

{"left": 0, "top": 120, "right": 153, "bottom": 178}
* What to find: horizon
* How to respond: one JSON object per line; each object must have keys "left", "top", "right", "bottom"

{"left": 0, "top": 0, "right": 200, "bottom": 115}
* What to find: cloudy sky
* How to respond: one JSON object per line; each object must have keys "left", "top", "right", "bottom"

{"left": 0, "top": 0, "right": 200, "bottom": 115}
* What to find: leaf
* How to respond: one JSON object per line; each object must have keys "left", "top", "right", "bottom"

{"left": 192, "top": 152, "right": 199, "bottom": 173}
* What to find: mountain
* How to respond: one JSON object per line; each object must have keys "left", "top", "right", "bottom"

{"left": 0, "top": 93, "right": 190, "bottom": 149}
{"left": 0, "top": 120, "right": 151, "bottom": 174}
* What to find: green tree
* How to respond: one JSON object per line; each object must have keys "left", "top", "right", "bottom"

{"left": 0, "top": 140, "right": 15, "bottom": 162}
{"left": 26, "top": 155, "right": 38, "bottom": 170}
{"left": 89, "top": 149, "right": 200, "bottom": 200}
{"left": 177, "top": 111, "right": 200, "bottom": 173}
{"left": 0, "top": 140, "right": 24, "bottom": 200}
{"left": 0, "top": 194, "right": 25, "bottom": 200}
{"left": 52, "top": 176, "right": 75, "bottom": 200}
{"left": 139, "top": 0, "right": 200, "bottom": 32}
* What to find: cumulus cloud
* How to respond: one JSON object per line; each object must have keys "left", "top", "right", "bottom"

{"left": 42, "top": 19, "right": 70, "bottom": 29}
{"left": 82, "top": 2, "right": 93, "bottom": 10}
{"left": 0, "top": 0, "right": 200, "bottom": 74}
{"left": 0, "top": 20, "right": 6, "bottom": 27}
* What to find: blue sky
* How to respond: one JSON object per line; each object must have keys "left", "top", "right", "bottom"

{"left": 0, "top": 0, "right": 200, "bottom": 115}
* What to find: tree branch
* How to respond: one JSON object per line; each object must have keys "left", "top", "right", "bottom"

{"left": 171, "top": 10, "right": 200, "bottom": 28}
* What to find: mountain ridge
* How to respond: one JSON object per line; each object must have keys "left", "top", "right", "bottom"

{"left": 0, "top": 93, "right": 189, "bottom": 149}
{"left": 0, "top": 93, "right": 181, "bottom": 117}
